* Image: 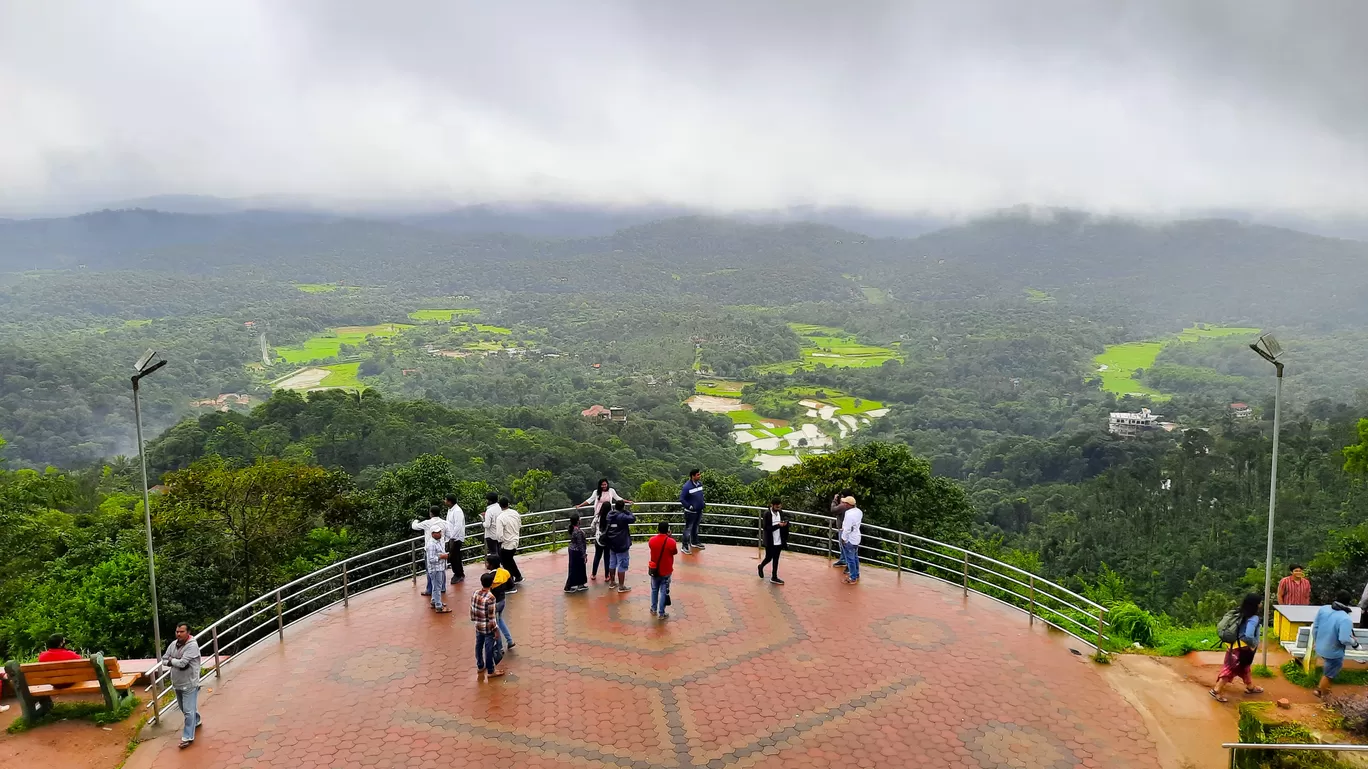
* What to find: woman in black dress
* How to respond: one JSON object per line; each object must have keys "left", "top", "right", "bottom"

{"left": 564, "top": 513, "right": 589, "bottom": 592}
{"left": 758, "top": 498, "right": 789, "bottom": 584}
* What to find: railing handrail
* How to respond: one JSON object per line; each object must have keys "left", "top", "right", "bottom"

{"left": 1222, "top": 743, "right": 1368, "bottom": 751}
{"left": 147, "top": 500, "right": 1107, "bottom": 723}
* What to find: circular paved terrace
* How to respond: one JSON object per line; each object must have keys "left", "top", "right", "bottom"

{"left": 131, "top": 546, "right": 1160, "bottom": 769}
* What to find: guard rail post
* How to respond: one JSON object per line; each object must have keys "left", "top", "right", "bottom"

{"left": 410, "top": 541, "right": 418, "bottom": 582}
{"left": 897, "top": 533, "right": 903, "bottom": 581}
{"left": 211, "top": 626, "right": 222, "bottom": 680}
{"left": 1028, "top": 576, "right": 1036, "bottom": 626}
{"left": 962, "top": 551, "right": 969, "bottom": 596}
{"left": 342, "top": 562, "right": 349, "bottom": 606}
{"left": 275, "top": 590, "right": 284, "bottom": 640}
{"left": 1096, "top": 610, "right": 1106, "bottom": 653}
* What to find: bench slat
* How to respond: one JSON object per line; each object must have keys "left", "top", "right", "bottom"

{"left": 18, "top": 657, "right": 125, "bottom": 690}
{"left": 28, "top": 681, "right": 102, "bottom": 696}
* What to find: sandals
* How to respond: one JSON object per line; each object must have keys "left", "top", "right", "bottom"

{"left": 1209, "top": 690, "right": 1229, "bottom": 703}
{"left": 1245, "top": 687, "right": 1264, "bottom": 694}
{"left": 179, "top": 740, "right": 194, "bottom": 749}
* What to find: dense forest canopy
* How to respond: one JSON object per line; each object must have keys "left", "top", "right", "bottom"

{"left": 3, "top": 207, "right": 1368, "bottom": 660}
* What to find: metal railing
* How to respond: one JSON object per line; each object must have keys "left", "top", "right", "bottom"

{"left": 146, "top": 502, "right": 1106, "bottom": 722}
{"left": 1224, "top": 742, "right": 1368, "bottom": 768}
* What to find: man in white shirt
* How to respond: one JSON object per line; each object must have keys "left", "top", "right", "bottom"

{"left": 411, "top": 505, "right": 447, "bottom": 596}
{"left": 442, "top": 494, "right": 466, "bottom": 584}
{"left": 482, "top": 492, "right": 502, "bottom": 556}
{"left": 838, "top": 496, "right": 863, "bottom": 584}
{"left": 496, "top": 497, "right": 524, "bottom": 587}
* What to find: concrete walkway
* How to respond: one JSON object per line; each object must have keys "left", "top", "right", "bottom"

{"left": 130, "top": 546, "right": 1161, "bottom": 769}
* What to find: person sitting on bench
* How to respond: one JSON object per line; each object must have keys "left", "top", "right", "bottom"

{"left": 37, "top": 635, "right": 82, "bottom": 662}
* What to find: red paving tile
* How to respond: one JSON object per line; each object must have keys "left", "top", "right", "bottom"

{"left": 140, "top": 546, "right": 1160, "bottom": 769}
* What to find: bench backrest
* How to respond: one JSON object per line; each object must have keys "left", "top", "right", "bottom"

{"left": 19, "top": 657, "right": 122, "bottom": 688}
{"left": 1295, "top": 626, "right": 1311, "bottom": 649}
{"left": 1354, "top": 628, "right": 1368, "bottom": 645}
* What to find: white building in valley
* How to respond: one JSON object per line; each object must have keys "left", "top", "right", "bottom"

{"left": 1109, "top": 408, "right": 1161, "bottom": 437}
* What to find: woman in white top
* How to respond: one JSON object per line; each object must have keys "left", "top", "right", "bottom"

{"left": 758, "top": 499, "right": 789, "bottom": 585}
{"left": 576, "top": 479, "right": 632, "bottom": 511}
{"left": 578, "top": 480, "right": 632, "bottom": 583}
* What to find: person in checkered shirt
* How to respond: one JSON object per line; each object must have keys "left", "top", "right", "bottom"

{"left": 470, "top": 573, "right": 504, "bottom": 679}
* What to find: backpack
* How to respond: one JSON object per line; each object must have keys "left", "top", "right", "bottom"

{"left": 1217, "top": 608, "right": 1243, "bottom": 645}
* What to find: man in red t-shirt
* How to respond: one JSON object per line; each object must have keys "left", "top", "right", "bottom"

{"left": 648, "top": 521, "right": 679, "bottom": 620}
{"left": 37, "top": 634, "right": 82, "bottom": 662}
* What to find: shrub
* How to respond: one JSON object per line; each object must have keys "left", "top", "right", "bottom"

{"left": 1107, "top": 602, "right": 1158, "bottom": 647}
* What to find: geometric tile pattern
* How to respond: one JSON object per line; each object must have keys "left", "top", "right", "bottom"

{"left": 137, "top": 546, "right": 1161, "bottom": 769}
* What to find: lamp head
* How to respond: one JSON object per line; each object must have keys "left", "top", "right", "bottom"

{"left": 134, "top": 349, "right": 159, "bottom": 373}
{"left": 1250, "top": 333, "right": 1282, "bottom": 364}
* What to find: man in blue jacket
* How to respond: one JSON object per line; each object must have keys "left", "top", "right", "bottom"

{"left": 1313, "top": 591, "right": 1361, "bottom": 698}
{"left": 679, "top": 469, "right": 706, "bottom": 555}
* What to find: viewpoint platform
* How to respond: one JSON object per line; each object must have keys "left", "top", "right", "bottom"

{"left": 128, "top": 547, "right": 1159, "bottom": 769}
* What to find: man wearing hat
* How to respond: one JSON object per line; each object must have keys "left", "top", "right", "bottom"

{"left": 1312, "top": 591, "right": 1360, "bottom": 698}
{"left": 838, "top": 496, "right": 863, "bottom": 584}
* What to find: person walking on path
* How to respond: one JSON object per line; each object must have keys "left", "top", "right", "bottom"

{"left": 1210, "top": 594, "right": 1264, "bottom": 702}
{"left": 411, "top": 505, "right": 447, "bottom": 596}
{"left": 424, "top": 528, "right": 452, "bottom": 613}
{"left": 495, "top": 497, "right": 523, "bottom": 584}
{"left": 162, "top": 622, "right": 202, "bottom": 749}
{"left": 443, "top": 494, "right": 466, "bottom": 585}
{"left": 37, "top": 634, "right": 82, "bottom": 662}
{"left": 830, "top": 492, "right": 854, "bottom": 570}
{"left": 679, "top": 469, "right": 706, "bottom": 554}
{"left": 565, "top": 513, "right": 589, "bottom": 593}
{"left": 471, "top": 572, "right": 504, "bottom": 679}
{"left": 482, "top": 491, "right": 502, "bottom": 555}
{"left": 1277, "top": 565, "right": 1311, "bottom": 606}
{"left": 592, "top": 501, "right": 613, "bottom": 585}
{"left": 648, "top": 521, "right": 679, "bottom": 619}
{"left": 484, "top": 555, "right": 517, "bottom": 651}
{"left": 839, "top": 497, "right": 863, "bottom": 584}
{"left": 759, "top": 499, "right": 789, "bottom": 585}
{"left": 577, "top": 479, "right": 632, "bottom": 514}
{"left": 1312, "top": 592, "right": 1361, "bottom": 698}
{"left": 607, "top": 500, "right": 636, "bottom": 592}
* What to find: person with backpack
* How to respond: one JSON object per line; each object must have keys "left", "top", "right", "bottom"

{"left": 648, "top": 521, "right": 679, "bottom": 619}
{"left": 679, "top": 469, "right": 706, "bottom": 554}
{"left": 758, "top": 499, "right": 789, "bottom": 585}
{"left": 1210, "top": 593, "right": 1264, "bottom": 702}
{"left": 592, "top": 501, "right": 614, "bottom": 585}
{"left": 564, "top": 513, "right": 589, "bottom": 593}
{"left": 1312, "top": 591, "right": 1361, "bottom": 698}
{"left": 606, "top": 500, "right": 636, "bottom": 592}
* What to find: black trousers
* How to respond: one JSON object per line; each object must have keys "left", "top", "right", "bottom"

{"left": 499, "top": 547, "right": 523, "bottom": 582}
{"left": 759, "top": 542, "right": 782, "bottom": 578}
{"left": 592, "top": 543, "right": 609, "bottom": 577}
{"left": 485, "top": 538, "right": 500, "bottom": 556}
{"left": 566, "top": 550, "right": 588, "bottom": 590}
{"left": 446, "top": 539, "right": 465, "bottom": 581}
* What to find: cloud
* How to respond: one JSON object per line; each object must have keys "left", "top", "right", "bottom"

{"left": 2, "top": 0, "right": 1366, "bottom": 215}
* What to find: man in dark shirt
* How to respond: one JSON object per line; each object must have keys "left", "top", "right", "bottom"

{"left": 679, "top": 469, "right": 706, "bottom": 554}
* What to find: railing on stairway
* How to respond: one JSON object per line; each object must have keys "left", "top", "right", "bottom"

{"left": 145, "top": 502, "right": 1107, "bottom": 722}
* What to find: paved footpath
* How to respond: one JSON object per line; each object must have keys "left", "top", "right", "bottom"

{"left": 132, "top": 546, "right": 1160, "bottom": 769}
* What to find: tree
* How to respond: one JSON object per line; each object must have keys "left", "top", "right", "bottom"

{"left": 364, "top": 454, "right": 457, "bottom": 541}
{"left": 1345, "top": 418, "right": 1368, "bottom": 474}
{"left": 511, "top": 469, "right": 552, "bottom": 511}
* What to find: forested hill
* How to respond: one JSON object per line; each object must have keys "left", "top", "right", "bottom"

{"left": 5, "top": 208, "right": 1368, "bottom": 325}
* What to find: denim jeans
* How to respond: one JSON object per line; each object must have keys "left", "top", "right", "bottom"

{"left": 496, "top": 598, "right": 514, "bottom": 645}
{"left": 428, "top": 567, "right": 447, "bottom": 609}
{"left": 842, "top": 541, "right": 860, "bottom": 580}
{"left": 475, "top": 632, "right": 497, "bottom": 673}
{"left": 175, "top": 687, "right": 201, "bottom": 743}
{"left": 651, "top": 574, "right": 672, "bottom": 615}
{"left": 683, "top": 510, "right": 701, "bottom": 547}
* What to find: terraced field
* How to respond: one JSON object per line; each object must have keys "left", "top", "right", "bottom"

{"left": 752, "top": 323, "right": 902, "bottom": 374}
{"left": 274, "top": 323, "right": 413, "bottom": 364}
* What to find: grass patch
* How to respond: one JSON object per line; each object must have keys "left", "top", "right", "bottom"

{"left": 123, "top": 319, "right": 153, "bottom": 328}
{"left": 6, "top": 694, "right": 139, "bottom": 733}
{"left": 1151, "top": 624, "right": 1221, "bottom": 656}
{"left": 275, "top": 323, "right": 413, "bottom": 364}
{"left": 294, "top": 282, "right": 341, "bottom": 293}
{"left": 696, "top": 380, "right": 751, "bottom": 396}
{"left": 1281, "top": 659, "right": 1368, "bottom": 689}
{"left": 859, "top": 286, "right": 891, "bottom": 304}
{"left": 320, "top": 362, "right": 362, "bottom": 388}
{"left": 408, "top": 308, "right": 480, "bottom": 322}
{"left": 1092, "top": 325, "right": 1262, "bottom": 399}
{"left": 754, "top": 324, "right": 902, "bottom": 374}
{"left": 1024, "top": 288, "right": 1056, "bottom": 303}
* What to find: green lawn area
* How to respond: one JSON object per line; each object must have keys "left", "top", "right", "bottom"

{"left": 696, "top": 380, "right": 751, "bottom": 396}
{"left": 319, "top": 362, "right": 362, "bottom": 388}
{"left": 753, "top": 324, "right": 902, "bottom": 374}
{"left": 275, "top": 323, "right": 414, "bottom": 364}
{"left": 294, "top": 283, "right": 341, "bottom": 293}
{"left": 1093, "top": 325, "right": 1261, "bottom": 398}
{"left": 123, "top": 318, "right": 154, "bottom": 328}
{"left": 1024, "top": 288, "right": 1056, "bottom": 303}
{"left": 859, "top": 286, "right": 891, "bottom": 304}
{"left": 408, "top": 308, "right": 480, "bottom": 322}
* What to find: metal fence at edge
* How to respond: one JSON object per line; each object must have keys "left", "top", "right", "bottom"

{"left": 145, "top": 502, "right": 1108, "bottom": 723}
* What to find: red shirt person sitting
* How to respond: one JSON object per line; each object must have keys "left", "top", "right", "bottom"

{"left": 36, "top": 634, "right": 83, "bottom": 662}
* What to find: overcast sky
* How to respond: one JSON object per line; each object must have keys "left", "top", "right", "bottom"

{"left": 2, "top": 0, "right": 1366, "bottom": 216}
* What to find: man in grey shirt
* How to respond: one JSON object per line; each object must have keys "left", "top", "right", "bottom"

{"left": 162, "top": 622, "right": 202, "bottom": 749}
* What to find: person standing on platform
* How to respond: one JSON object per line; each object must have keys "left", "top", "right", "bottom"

{"left": 607, "top": 500, "right": 636, "bottom": 592}
{"left": 484, "top": 555, "right": 516, "bottom": 651}
{"left": 679, "top": 469, "right": 706, "bottom": 554}
{"left": 495, "top": 497, "right": 523, "bottom": 585}
{"left": 759, "top": 499, "right": 789, "bottom": 584}
{"left": 839, "top": 497, "right": 863, "bottom": 584}
{"left": 577, "top": 478, "right": 631, "bottom": 515}
{"left": 592, "top": 501, "right": 613, "bottom": 585}
{"left": 565, "top": 513, "right": 589, "bottom": 593}
{"left": 424, "top": 527, "right": 451, "bottom": 613}
{"left": 443, "top": 494, "right": 466, "bottom": 585}
{"left": 830, "top": 492, "right": 854, "bottom": 570}
{"left": 471, "top": 572, "right": 504, "bottom": 679}
{"left": 411, "top": 505, "right": 447, "bottom": 597}
{"left": 1277, "top": 565, "right": 1311, "bottom": 606}
{"left": 648, "top": 521, "right": 678, "bottom": 619}
{"left": 162, "top": 622, "right": 203, "bottom": 749}
{"left": 1313, "top": 592, "right": 1360, "bottom": 698}
{"left": 482, "top": 492, "right": 503, "bottom": 555}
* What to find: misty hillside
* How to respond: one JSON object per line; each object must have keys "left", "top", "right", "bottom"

{"left": 4, "top": 208, "right": 1368, "bottom": 326}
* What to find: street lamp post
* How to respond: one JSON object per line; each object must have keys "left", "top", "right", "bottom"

{"left": 132, "top": 350, "right": 168, "bottom": 673}
{"left": 1250, "top": 333, "right": 1284, "bottom": 670}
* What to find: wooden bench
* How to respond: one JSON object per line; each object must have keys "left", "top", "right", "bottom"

{"left": 1282, "top": 625, "right": 1368, "bottom": 663}
{"left": 2, "top": 654, "right": 138, "bottom": 721}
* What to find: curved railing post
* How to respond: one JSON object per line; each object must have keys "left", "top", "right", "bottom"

{"left": 211, "top": 626, "right": 222, "bottom": 680}
{"left": 962, "top": 551, "right": 969, "bottom": 596}
{"left": 342, "top": 562, "right": 349, "bottom": 606}
{"left": 1029, "top": 576, "right": 1036, "bottom": 627}
{"left": 275, "top": 590, "right": 284, "bottom": 640}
